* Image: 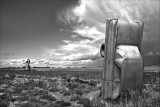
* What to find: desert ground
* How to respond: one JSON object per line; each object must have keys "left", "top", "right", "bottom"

{"left": 0, "top": 66, "right": 159, "bottom": 107}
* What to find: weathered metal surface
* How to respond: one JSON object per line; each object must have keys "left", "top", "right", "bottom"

{"left": 116, "top": 21, "right": 144, "bottom": 51}
{"left": 102, "top": 19, "right": 118, "bottom": 99}
{"left": 115, "top": 45, "right": 143, "bottom": 92}
{"left": 120, "top": 59, "right": 143, "bottom": 91}
{"left": 101, "top": 19, "right": 144, "bottom": 100}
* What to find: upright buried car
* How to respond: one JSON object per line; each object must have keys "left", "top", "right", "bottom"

{"left": 100, "top": 19, "right": 144, "bottom": 99}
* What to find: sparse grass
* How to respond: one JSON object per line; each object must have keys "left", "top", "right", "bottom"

{"left": 0, "top": 67, "right": 159, "bottom": 107}
{"left": 39, "top": 94, "right": 56, "bottom": 101}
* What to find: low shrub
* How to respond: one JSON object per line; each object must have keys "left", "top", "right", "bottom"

{"left": 39, "top": 94, "right": 56, "bottom": 101}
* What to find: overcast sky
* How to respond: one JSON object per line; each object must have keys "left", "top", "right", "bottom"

{"left": 0, "top": 0, "right": 159, "bottom": 67}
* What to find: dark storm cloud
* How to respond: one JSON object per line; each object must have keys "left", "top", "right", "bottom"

{"left": 0, "top": 53, "right": 15, "bottom": 59}
{"left": 2, "top": 53, "right": 14, "bottom": 57}
{"left": 57, "top": 0, "right": 160, "bottom": 66}
{"left": 0, "top": 0, "right": 78, "bottom": 58}
{"left": 0, "top": 0, "right": 159, "bottom": 67}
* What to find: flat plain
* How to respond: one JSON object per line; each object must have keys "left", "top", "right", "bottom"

{"left": 0, "top": 66, "right": 159, "bottom": 107}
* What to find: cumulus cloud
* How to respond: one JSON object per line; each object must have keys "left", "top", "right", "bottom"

{"left": 1, "top": 0, "right": 159, "bottom": 67}
{"left": 39, "top": 0, "right": 160, "bottom": 67}
{"left": 0, "top": 59, "right": 25, "bottom": 67}
{"left": 45, "top": 38, "right": 101, "bottom": 61}
{"left": 57, "top": 7, "right": 86, "bottom": 27}
{"left": 54, "top": 0, "right": 159, "bottom": 66}
{"left": 71, "top": 35, "right": 78, "bottom": 38}
{"left": 73, "top": 26, "right": 104, "bottom": 40}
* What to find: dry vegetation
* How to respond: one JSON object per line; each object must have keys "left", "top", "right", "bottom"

{"left": 0, "top": 67, "right": 159, "bottom": 107}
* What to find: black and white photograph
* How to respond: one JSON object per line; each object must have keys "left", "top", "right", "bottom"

{"left": 0, "top": 0, "right": 159, "bottom": 106}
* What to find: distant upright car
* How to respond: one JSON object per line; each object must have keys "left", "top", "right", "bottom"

{"left": 25, "top": 59, "right": 31, "bottom": 71}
